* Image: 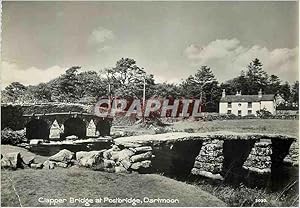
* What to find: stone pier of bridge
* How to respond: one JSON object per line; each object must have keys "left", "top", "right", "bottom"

{"left": 114, "top": 132, "right": 298, "bottom": 179}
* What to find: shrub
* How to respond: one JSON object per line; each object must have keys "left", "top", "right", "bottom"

{"left": 256, "top": 108, "right": 273, "bottom": 119}
{"left": 184, "top": 128, "right": 195, "bottom": 133}
{"left": 1, "top": 128, "right": 27, "bottom": 145}
{"left": 243, "top": 114, "right": 257, "bottom": 119}
{"left": 1, "top": 105, "right": 25, "bottom": 130}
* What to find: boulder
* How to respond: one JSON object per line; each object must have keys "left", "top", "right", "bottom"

{"left": 29, "top": 139, "right": 43, "bottom": 145}
{"left": 43, "top": 160, "right": 56, "bottom": 169}
{"left": 103, "top": 149, "right": 112, "bottom": 160}
{"left": 22, "top": 156, "right": 35, "bottom": 166}
{"left": 104, "top": 167, "right": 116, "bottom": 173}
{"left": 111, "top": 145, "right": 121, "bottom": 151}
{"left": 133, "top": 146, "right": 152, "bottom": 153}
{"left": 115, "top": 166, "right": 130, "bottom": 173}
{"left": 120, "top": 159, "right": 131, "bottom": 170}
{"left": 30, "top": 163, "right": 43, "bottom": 169}
{"left": 103, "top": 159, "right": 116, "bottom": 168}
{"left": 49, "top": 149, "right": 74, "bottom": 163}
{"left": 110, "top": 151, "right": 120, "bottom": 161}
{"left": 76, "top": 151, "right": 104, "bottom": 168}
{"left": 118, "top": 149, "right": 135, "bottom": 161}
{"left": 1, "top": 156, "right": 12, "bottom": 169}
{"left": 55, "top": 162, "right": 69, "bottom": 168}
{"left": 131, "top": 160, "right": 151, "bottom": 170}
{"left": 130, "top": 151, "right": 152, "bottom": 163}
{"left": 5, "top": 152, "right": 24, "bottom": 169}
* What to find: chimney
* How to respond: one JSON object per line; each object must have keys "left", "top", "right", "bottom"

{"left": 258, "top": 89, "right": 262, "bottom": 98}
{"left": 222, "top": 89, "right": 226, "bottom": 98}
{"left": 236, "top": 91, "right": 241, "bottom": 96}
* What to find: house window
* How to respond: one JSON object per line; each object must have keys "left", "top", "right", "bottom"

{"left": 238, "top": 110, "right": 242, "bottom": 116}
{"left": 227, "top": 110, "right": 231, "bottom": 114}
{"left": 228, "top": 102, "right": 232, "bottom": 108}
{"left": 248, "top": 102, "right": 252, "bottom": 108}
{"left": 248, "top": 110, "right": 252, "bottom": 115}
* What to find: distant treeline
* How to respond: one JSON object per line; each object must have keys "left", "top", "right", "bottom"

{"left": 1, "top": 58, "right": 299, "bottom": 112}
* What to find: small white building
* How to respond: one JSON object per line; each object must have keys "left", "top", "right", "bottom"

{"left": 219, "top": 89, "right": 276, "bottom": 116}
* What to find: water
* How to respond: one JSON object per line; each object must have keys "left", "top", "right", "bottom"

{"left": 27, "top": 140, "right": 113, "bottom": 156}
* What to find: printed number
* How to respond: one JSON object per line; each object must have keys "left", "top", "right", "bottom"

{"left": 255, "top": 199, "right": 267, "bottom": 203}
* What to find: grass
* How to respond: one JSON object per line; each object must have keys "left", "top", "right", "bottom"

{"left": 112, "top": 119, "right": 299, "bottom": 138}
{"left": 187, "top": 177, "right": 299, "bottom": 207}
{"left": 172, "top": 119, "right": 299, "bottom": 137}
{"left": 1, "top": 169, "right": 225, "bottom": 207}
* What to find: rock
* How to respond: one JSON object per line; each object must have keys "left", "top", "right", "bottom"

{"left": 110, "top": 151, "right": 120, "bottom": 161}
{"left": 76, "top": 151, "right": 104, "bottom": 168}
{"left": 49, "top": 149, "right": 74, "bottom": 163}
{"left": 130, "top": 151, "right": 152, "bottom": 163}
{"left": 103, "top": 149, "right": 112, "bottom": 160}
{"left": 104, "top": 167, "right": 116, "bottom": 173}
{"left": 112, "top": 131, "right": 125, "bottom": 137}
{"left": 29, "top": 139, "right": 43, "bottom": 145}
{"left": 131, "top": 160, "right": 151, "bottom": 170}
{"left": 66, "top": 135, "right": 78, "bottom": 140}
{"left": 191, "top": 168, "right": 224, "bottom": 180}
{"left": 118, "top": 149, "right": 135, "bottom": 161}
{"left": 55, "top": 162, "right": 69, "bottom": 168}
{"left": 30, "top": 163, "right": 43, "bottom": 169}
{"left": 43, "top": 160, "right": 56, "bottom": 169}
{"left": 133, "top": 146, "right": 153, "bottom": 153}
{"left": 70, "top": 159, "right": 79, "bottom": 166}
{"left": 5, "top": 152, "right": 24, "bottom": 169}
{"left": 22, "top": 156, "right": 35, "bottom": 165}
{"left": 1, "top": 156, "right": 12, "bottom": 169}
{"left": 120, "top": 159, "right": 131, "bottom": 170}
{"left": 103, "top": 159, "right": 116, "bottom": 168}
{"left": 112, "top": 145, "right": 121, "bottom": 151}
{"left": 115, "top": 166, "right": 130, "bottom": 173}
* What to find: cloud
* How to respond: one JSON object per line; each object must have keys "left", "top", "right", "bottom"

{"left": 1, "top": 62, "right": 66, "bottom": 88}
{"left": 88, "top": 26, "right": 115, "bottom": 54}
{"left": 96, "top": 45, "right": 113, "bottom": 53}
{"left": 184, "top": 39, "right": 298, "bottom": 82}
{"left": 89, "top": 27, "right": 115, "bottom": 44}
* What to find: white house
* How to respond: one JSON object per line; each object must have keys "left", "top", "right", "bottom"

{"left": 219, "top": 89, "right": 276, "bottom": 116}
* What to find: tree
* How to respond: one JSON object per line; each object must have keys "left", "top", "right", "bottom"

{"left": 51, "top": 66, "right": 81, "bottom": 102}
{"left": 76, "top": 71, "right": 107, "bottom": 101}
{"left": 246, "top": 58, "right": 269, "bottom": 94}
{"left": 104, "top": 58, "right": 155, "bottom": 98}
{"left": 181, "top": 66, "right": 220, "bottom": 112}
{"left": 3, "top": 82, "right": 27, "bottom": 103}
{"left": 279, "top": 81, "right": 291, "bottom": 103}
{"left": 221, "top": 70, "right": 250, "bottom": 95}
{"left": 153, "top": 83, "right": 181, "bottom": 98}
{"left": 291, "top": 81, "right": 299, "bottom": 105}
{"left": 266, "top": 74, "right": 281, "bottom": 94}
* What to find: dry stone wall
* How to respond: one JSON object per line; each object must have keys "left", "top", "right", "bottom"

{"left": 284, "top": 141, "right": 299, "bottom": 166}
{"left": 242, "top": 141, "right": 272, "bottom": 174}
{"left": 191, "top": 139, "right": 224, "bottom": 180}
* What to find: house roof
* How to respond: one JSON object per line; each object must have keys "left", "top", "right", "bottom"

{"left": 220, "top": 94, "right": 275, "bottom": 102}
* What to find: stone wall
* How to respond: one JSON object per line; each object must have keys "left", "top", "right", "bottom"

{"left": 284, "top": 141, "right": 299, "bottom": 166}
{"left": 242, "top": 141, "right": 272, "bottom": 174}
{"left": 191, "top": 139, "right": 224, "bottom": 180}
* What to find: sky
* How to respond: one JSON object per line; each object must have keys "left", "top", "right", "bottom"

{"left": 1, "top": 1, "right": 299, "bottom": 88}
